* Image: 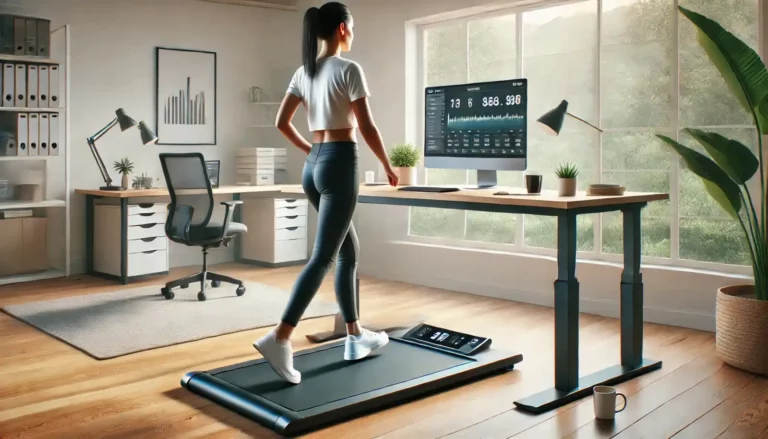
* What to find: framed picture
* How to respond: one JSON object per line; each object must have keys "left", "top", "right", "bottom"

{"left": 205, "top": 160, "right": 221, "bottom": 188}
{"left": 155, "top": 47, "right": 217, "bottom": 145}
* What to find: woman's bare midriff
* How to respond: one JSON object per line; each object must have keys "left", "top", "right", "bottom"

{"left": 311, "top": 128, "right": 357, "bottom": 144}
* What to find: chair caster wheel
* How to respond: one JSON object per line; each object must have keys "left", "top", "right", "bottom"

{"left": 181, "top": 283, "right": 189, "bottom": 289}
{"left": 212, "top": 280, "right": 221, "bottom": 288}
{"left": 236, "top": 285, "right": 246, "bottom": 296}
{"left": 162, "top": 288, "right": 174, "bottom": 300}
{"left": 198, "top": 292, "right": 206, "bottom": 301}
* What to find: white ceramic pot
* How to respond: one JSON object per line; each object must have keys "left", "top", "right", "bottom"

{"left": 396, "top": 167, "right": 417, "bottom": 186}
{"left": 121, "top": 174, "right": 130, "bottom": 190}
{"left": 558, "top": 178, "right": 577, "bottom": 196}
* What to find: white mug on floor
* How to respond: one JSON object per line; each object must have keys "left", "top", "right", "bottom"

{"left": 593, "top": 385, "right": 627, "bottom": 420}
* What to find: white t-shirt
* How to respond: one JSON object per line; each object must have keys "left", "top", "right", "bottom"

{"left": 286, "top": 56, "right": 370, "bottom": 131}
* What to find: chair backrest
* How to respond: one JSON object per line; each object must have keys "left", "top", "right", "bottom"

{"left": 159, "top": 153, "right": 214, "bottom": 239}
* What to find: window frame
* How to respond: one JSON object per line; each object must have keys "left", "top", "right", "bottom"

{"left": 406, "top": 0, "right": 761, "bottom": 277}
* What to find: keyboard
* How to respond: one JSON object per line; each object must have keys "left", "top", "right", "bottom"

{"left": 398, "top": 186, "right": 460, "bottom": 193}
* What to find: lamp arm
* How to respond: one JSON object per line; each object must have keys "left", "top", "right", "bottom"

{"left": 566, "top": 112, "right": 603, "bottom": 133}
{"left": 88, "top": 117, "right": 119, "bottom": 143}
{"left": 87, "top": 138, "right": 112, "bottom": 186}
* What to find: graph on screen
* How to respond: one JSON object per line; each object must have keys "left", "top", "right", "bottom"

{"left": 164, "top": 77, "right": 206, "bottom": 126}
{"left": 447, "top": 113, "right": 525, "bottom": 131}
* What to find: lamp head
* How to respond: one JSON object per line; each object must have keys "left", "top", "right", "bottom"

{"left": 138, "top": 121, "right": 158, "bottom": 145}
{"left": 115, "top": 108, "right": 138, "bottom": 131}
{"left": 537, "top": 100, "right": 569, "bottom": 136}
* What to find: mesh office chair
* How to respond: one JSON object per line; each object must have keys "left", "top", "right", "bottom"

{"left": 159, "top": 153, "right": 248, "bottom": 301}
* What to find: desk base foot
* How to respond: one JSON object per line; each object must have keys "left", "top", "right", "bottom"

{"left": 306, "top": 312, "right": 426, "bottom": 343}
{"left": 513, "top": 358, "right": 662, "bottom": 414}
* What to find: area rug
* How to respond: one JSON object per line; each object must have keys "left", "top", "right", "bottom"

{"left": 1, "top": 281, "right": 338, "bottom": 360}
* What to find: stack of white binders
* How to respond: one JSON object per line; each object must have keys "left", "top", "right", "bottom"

{"left": 0, "top": 112, "right": 60, "bottom": 156}
{"left": 236, "top": 147, "right": 287, "bottom": 186}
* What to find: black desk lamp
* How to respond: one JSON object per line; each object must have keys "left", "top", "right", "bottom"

{"left": 88, "top": 108, "right": 158, "bottom": 191}
{"left": 537, "top": 100, "right": 603, "bottom": 134}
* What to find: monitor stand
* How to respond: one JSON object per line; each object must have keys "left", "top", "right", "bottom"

{"left": 464, "top": 170, "right": 497, "bottom": 190}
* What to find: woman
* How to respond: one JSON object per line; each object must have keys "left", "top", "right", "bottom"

{"left": 253, "top": 2, "right": 399, "bottom": 384}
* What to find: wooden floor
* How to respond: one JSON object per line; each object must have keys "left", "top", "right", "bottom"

{"left": 1, "top": 263, "right": 767, "bottom": 439}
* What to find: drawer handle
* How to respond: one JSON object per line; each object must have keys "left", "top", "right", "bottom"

{"left": 284, "top": 206, "right": 297, "bottom": 210}
{"left": 139, "top": 223, "right": 159, "bottom": 229}
{"left": 286, "top": 215, "right": 298, "bottom": 220}
{"left": 286, "top": 227, "right": 299, "bottom": 231}
{"left": 138, "top": 203, "right": 154, "bottom": 208}
{"left": 142, "top": 250, "right": 157, "bottom": 254}
{"left": 283, "top": 199, "right": 297, "bottom": 203}
{"left": 141, "top": 237, "right": 157, "bottom": 242}
{"left": 139, "top": 213, "right": 155, "bottom": 217}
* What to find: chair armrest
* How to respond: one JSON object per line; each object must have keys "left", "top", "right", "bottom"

{"left": 220, "top": 200, "right": 244, "bottom": 239}
{"left": 167, "top": 205, "right": 194, "bottom": 243}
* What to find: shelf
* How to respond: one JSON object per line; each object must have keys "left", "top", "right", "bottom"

{"left": 0, "top": 54, "right": 61, "bottom": 65}
{"left": 0, "top": 199, "right": 66, "bottom": 210}
{"left": 0, "top": 268, "right": 66, "bottom": 286}
{"left": 0, "top": 107, "right": 63, "bottom": 113}
{"left": 0, "top": 155, "right": 58, "bottom": 161}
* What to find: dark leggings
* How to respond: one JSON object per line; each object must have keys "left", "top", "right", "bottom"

{"left": 281, "top": 142, "right": 360, "bottom": 326}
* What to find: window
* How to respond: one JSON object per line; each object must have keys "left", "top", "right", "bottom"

{"left": 410, "top": 0, "right": 760, "bottom": 271}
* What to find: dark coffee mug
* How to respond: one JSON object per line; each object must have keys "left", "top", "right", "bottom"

{"left": 526, "top": 174, "right": 543, "bottom": 194}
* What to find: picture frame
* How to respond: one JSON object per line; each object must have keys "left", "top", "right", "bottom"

{"left": 155, "top": 47, "right": 217, "bottom": 145}
{"left": 205, "top": 160, "right": 221, "bottom": 188}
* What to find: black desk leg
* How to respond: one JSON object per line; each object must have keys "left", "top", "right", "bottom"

{"left": 120, "top": 199, "right": 128, "bottom": 285}
{"left": 86, "top": 195, "right": 94, "bottom": 274}
{"left": 233, "top": 193, "right": 241, "bottom": 262}
{"left": 514, "top": 205, "right": 662, "bottom": 414}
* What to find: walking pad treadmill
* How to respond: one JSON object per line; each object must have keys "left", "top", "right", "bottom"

{"left": 181, "top": 326, "right": 523, "bottom": 436}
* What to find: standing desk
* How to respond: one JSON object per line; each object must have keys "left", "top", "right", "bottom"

{"left": 75, "top": 185, "right": 293, "bottom": 284}
{"left": 282, "top": 184, "right": 669, "bottom": 413}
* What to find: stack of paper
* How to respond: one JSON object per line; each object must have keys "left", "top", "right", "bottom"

{"left": 235, "top": 148, "right": 287, "bottom": 186}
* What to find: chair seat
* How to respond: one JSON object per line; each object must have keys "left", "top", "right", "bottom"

{"left": 188, "top": 221, "right": 247, "bottom": 242}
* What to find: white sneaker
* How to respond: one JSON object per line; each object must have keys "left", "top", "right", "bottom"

{"left": 344, "top": 329, "right": 389, "bottom": 361}
{"left": 253, "top": 332, "right": 301, "bottom": 384}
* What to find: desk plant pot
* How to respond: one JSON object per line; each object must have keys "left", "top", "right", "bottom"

{"left": 716, "top": 285, "right": 768, "bottom": 375}
{"left": 389, "top": 143, "right": 420, "bottom": 186}
{"left": 555, "top": 162, "right": 578, "bottom": 196}
{"left": 114, "top": 157, "right": 134, "bottom": 190}
{"left": 657, "top": 7, "right": 768, "bottom": 376}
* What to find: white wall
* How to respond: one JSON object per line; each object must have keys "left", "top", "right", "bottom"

{"left": 0, "top": 0, "right": 304, "bottom": 271}
{"left": 294, "top": 0, "right": 761, "bottom": 332}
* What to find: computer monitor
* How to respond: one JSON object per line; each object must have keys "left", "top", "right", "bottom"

{"left": 424, "top": 78, "right": 527, "bottom": 188}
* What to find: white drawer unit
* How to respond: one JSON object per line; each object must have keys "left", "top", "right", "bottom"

{"left": 240, "top": 197, "right": 308, "bottom": 267}
{"left": 93, "top": 202, "right": 170, "bottom": 283}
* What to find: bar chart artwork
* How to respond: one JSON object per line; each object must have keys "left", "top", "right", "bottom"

{"left": 164, "top": 77, "right": 206, "bottom": 126}
{"left": 155, "top": 47, "right": 217, "bottom": 145}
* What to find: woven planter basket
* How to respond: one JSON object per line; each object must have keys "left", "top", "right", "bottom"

{"left": 716, "top": 285, "right": 768, "bottom": 375}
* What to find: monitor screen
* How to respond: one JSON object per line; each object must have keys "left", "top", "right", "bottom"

{"left": 424, "top": 79, "right": 527, "bottom": 160}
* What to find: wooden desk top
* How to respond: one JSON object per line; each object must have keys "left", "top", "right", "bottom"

{"left": 75, "top": 185, "right": 293, "bottom": 199}
{"left": 281, "top": 184, "right": 669, "bottom": 210}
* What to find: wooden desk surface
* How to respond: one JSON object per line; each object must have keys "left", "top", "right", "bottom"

{"left": 281, "top": 184, "right": 668, "bottom": 209}
{"left": 74, "top": 185, "right": 295, "bottom": 199}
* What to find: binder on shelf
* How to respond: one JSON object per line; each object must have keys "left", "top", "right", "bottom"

{"left": 38, "top": 66, "right": 48, "bottom": 106}
{"left": 16, "top": 113, "right": 28, "bottom": 156}
{"left": 13, "top": 17, "right": 24, "bottom": 56}
{"left": 36, "top": 19, "right": 49, "bottom": 57}
{"left": 39, "top": 113, "right": 48, "bottom": 155}
{"left": 0, "top": 16, "right": 13, "bottom": 55}
{"left": 27, "top": 65, "right": 38, "bottom": 107}
{"left": 28, "top": 113, "right": 38, "bottom": 156}
{"left": 48, "top": 65, "right": 59, "bottom": 107}
{"left": 48, "top": 113, "right": 58, "bottom": 155}
{"left": 24, "top": 18, "right": 36, "bottom": 56}
{"left": 14, "top": 64, "right": 25, "bottom": 107}
{"left": 3, "top": 64, "right": 14, "bottom": 107}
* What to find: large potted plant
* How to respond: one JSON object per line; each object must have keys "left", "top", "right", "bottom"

{"left": 657, "top": 6, "right": 768, "bottom": 374}
{"left": 389, "top": 143, "right": 420, "bottom": 186}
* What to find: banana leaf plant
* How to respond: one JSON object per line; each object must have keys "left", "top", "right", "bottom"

{"left": 657, "top": 6, "right": 768, "bottom": 300}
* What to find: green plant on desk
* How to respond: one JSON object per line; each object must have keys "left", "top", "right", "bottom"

{"left": 555, "top": 162, "right": 579, "bottom": 197}
{"left": 389, "top": 143, "right": 420, "bottom": 168}
{"left": 113, "top": 157, "right": 134, "bottom": 190}
{"left": 656, "top": 6, "right": 768, "bottom": 375}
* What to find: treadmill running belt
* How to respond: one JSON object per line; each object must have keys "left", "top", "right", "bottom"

{"left": 215, "top": 342, "right": 471, "bottom": 411}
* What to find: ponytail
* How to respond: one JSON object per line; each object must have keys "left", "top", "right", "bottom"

{"left": 301, "top": 2, "right": 351, "bottom": 79}
{"left": 303, "top": 7, "right": 320, "bottom": 78}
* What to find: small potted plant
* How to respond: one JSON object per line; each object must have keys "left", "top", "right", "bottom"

{"left": 555, "top": 162, "right": 579, "bottom": 196}
{"left": 389, "top": 143, "right": 420, "bottom": 186}
{"left": 113, "top": 157, "right": 135, "bottom": 190}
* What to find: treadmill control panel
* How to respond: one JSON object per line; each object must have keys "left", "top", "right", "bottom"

{"left": 403, "top": 324, "right": 491, "bottom": 356}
